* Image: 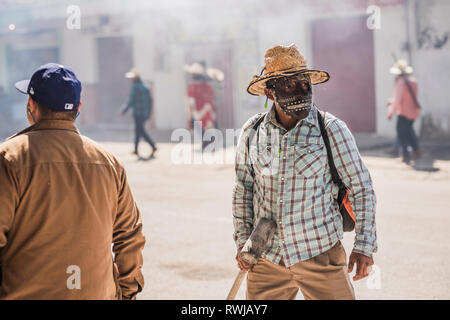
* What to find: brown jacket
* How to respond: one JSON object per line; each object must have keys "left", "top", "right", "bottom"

{"left": 0, "top": 120, "right": 145, "bottom": 299}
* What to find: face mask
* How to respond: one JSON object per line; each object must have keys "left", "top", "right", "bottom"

{"left": 268, "top": 73, "right": 313, "bottom": 119}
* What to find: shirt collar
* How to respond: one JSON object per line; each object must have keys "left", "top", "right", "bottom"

{"left": 7, "top": 120, "right": 79, "bottom": 141}
{"left": 264, "top": 104, "right": 318, "bottom": 130}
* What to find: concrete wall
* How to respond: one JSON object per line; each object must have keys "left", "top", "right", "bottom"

{"left": 1, "top": 0, "right": 449, "bottom": 135}
{"left": 0, "top": 40, "right": 7, "bottom": 92}
{"left": 373, "top": 4, "right": 407, "bottom": 138}
{"left": 409, "top": 0, "right": 450, "bottom": 134}
{"left": 59, "top": 29, "right": 98, "bottom": 84}
{"left": 131, "top": 14, "right": 187, "bottom": 129}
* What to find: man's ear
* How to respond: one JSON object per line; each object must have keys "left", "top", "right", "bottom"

{"left": 28, "top": 97, "right": 38, "bottom": 112}
{"left": 264, "top": 87, "right": 275, "bottom": 101}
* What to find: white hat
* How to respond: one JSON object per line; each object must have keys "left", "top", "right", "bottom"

{"left": 125, "top": 68, "right": 141, "bottom": 79}
{"left": 183, "top": 62, "right": 205, "bottom": 75}
{"left": 390, "top": 59, "right": 413, "bottom": 75}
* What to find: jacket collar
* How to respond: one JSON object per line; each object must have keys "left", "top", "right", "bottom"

{"left": 7, "top": 120, "right": 79, "bottom": 141}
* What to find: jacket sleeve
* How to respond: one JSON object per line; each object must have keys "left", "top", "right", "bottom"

{"left": 147, "top": 88, "right": 153, "bottom": 117}
{"left": 112, "top": 167, "right": 146, "bottom": 300}
{"left": 327, "top": 119, "right": 378, "bottom": 257}
{"left": 0, "top": 154, "right": 18, "bottom": 251}
{"left": 232, "top": 120, "right": 256, "bottom": 250}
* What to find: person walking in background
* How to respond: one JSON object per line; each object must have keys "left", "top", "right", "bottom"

{"left": 122, "top": 68, "right": 157, "bottom": 159}
{"left": 0, "top": 63, "right": 145, "bottom": 299}
{"left": 388, "top": 59, "right": 420, "bottom": 164}
{"left": 184, "top": 62, "right": 217, "bottom": 150}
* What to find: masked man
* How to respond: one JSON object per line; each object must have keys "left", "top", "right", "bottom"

{"left": 232, "top": 44, "right": 377, "bottom": 300}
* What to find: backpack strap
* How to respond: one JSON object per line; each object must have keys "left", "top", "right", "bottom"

{"left": 317, "top": 110, "right": 342, "bottom": 187}
{"left": 401, "top": 74, "right": 421, "bottom": 109}
{"left": 247, "top": 113, "right": 266, "bottom": 156}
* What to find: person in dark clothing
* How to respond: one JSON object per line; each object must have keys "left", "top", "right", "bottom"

{"left": 122, "top": 68, "right": 157, "bottom": 158}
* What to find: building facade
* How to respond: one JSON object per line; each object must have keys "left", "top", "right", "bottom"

{"left": 0, "top": 0, "right": 449, "bottom": 138}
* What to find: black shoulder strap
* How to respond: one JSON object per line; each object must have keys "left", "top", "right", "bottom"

{"left": 247, "top": 113, "right": 266, "bottom": 155}
{"left": 317, "top": 111, "right": 342, "bottom": 186}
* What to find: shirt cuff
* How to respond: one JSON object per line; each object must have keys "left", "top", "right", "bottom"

{"left": 352, "top": 246, "right": 376, "bottom": 258}
{"left": 233, "top": 232, "right": 250, "bottom": 250}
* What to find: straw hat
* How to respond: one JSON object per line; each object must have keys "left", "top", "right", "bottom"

{"left": 206, "top": 68, "right": 224, "bottom": 82}
{"left": 125, "top": 68, "right": 141, "bottom": 79}
{"left": 390, "top": 59, "right": 413, "bottom": 75}
{"left": 184, "top": 62, "right": 205, "bottom": 75}
{"left": 247, "top": 44, "right": 329, "bottom": 96}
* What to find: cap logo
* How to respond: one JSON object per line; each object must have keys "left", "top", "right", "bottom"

{"left": 29, "top": 87, "right": 34, "bottom": 95}
{"left": 65, "top": 103, "right": 74, "bottom": 110}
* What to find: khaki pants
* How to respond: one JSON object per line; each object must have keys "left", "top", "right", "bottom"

{"left": 246, "top": 241, "right": 355, "bottom": 300}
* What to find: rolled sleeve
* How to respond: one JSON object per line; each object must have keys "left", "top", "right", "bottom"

{"left": 327, "top": 119, "right": 378, "bottom": 257}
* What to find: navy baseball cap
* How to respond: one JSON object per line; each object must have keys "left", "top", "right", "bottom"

{"left": 15, "top": 63, "right": 82, "bottom": 112}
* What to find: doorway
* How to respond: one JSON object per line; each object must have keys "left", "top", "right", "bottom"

{"left": 311, "top": 15, "right": 376, "bottom": 133}
{"left": 184, "top": 42, "right": 234, "bottom": 129}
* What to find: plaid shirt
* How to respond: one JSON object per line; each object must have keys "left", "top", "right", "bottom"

{"left": 232, "top": 105, "right": 377, "bottom": 267}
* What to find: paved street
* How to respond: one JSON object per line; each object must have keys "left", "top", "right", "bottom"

{"left": 96, "top": 140, "right": 450, "bottom": 300}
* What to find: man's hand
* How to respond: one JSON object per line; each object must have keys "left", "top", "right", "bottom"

{"left": 348, "top": 251, "right": 374, "bottom": 281}
{"left": 236, "top": 247, "right": 251, "bottom": 271}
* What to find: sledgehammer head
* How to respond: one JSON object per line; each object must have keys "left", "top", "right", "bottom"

{"left": 239, "top": 218, "right": 277, "bottom": 265}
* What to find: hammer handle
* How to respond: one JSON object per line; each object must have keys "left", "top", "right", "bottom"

{"left": 226, "top": 270, "right": 247, "bottom": 300}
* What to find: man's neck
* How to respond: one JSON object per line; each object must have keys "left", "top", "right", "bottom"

{"left": 274, "top": 104, "right": 304, "bottom": 131}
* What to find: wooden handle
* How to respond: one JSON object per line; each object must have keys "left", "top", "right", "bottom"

{"left": 226, "top": 270, "right": 247, "bottom": 300}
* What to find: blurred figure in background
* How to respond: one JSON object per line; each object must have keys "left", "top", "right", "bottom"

{"left": 122, "top": 68, "right": 157, "bottom": 158}
{"left": 388, "top": 59, "right": 420, "bottom": 164}
{"left": 184, "top": 62, "right": 217, "bottom": 150}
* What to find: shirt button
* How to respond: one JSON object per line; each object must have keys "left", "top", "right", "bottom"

{"left": 279, "top": 199, "right": 283, "bottom": 203}
{"left": 281, "top": 177, "right": 284, "bottom": 181}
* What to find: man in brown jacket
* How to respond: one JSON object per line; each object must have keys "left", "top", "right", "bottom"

{"left": 0, "top": 63, "right": 145, "bottom": 299}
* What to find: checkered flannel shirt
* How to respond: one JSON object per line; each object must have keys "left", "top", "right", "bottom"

{"left": 232, "top": 105, "right": 377, "bottom": 267}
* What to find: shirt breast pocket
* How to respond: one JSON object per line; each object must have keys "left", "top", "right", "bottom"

{"left": 250, "top": 145, "right": 275, "bottom": 176}
{"left": 294, "top": 143, "right": 327, "bottom": 178}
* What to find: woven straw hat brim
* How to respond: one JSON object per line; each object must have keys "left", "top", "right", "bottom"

{"left": 247, "top": 69, "right": 330, "bottom": 96}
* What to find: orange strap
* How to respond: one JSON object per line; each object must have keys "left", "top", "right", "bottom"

{"left": 340, "top": 190, "right": 356, "bottom": 222}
